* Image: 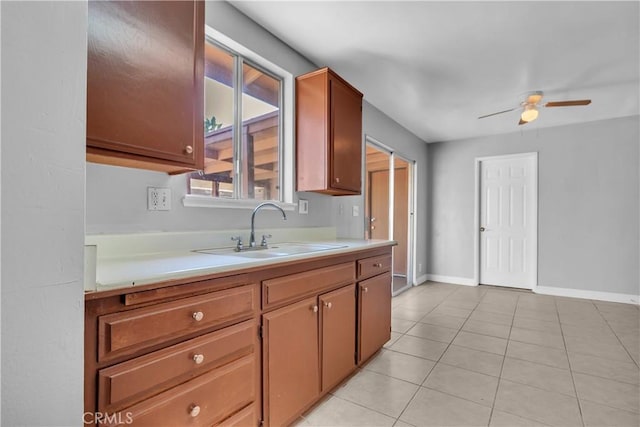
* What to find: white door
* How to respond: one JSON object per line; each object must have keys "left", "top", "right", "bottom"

{"left": 479, "top": 154, "right": 537, "bottom": 289}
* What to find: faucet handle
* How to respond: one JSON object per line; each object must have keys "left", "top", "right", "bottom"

{"left": 260, "top": 234, "right": 272, "bottom": 247}
{"left": 231, "top": 236, "right": 244, "bottom": 251}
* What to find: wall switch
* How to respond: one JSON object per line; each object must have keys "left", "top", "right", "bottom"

{"left": 148, "top": 187, "right": 171, "bottom": 211}
{"left": 352, "top": 205, "right": 359, "bottom": 217}
{"left": 298, "top": 199, "right": 309, "bottom": 215}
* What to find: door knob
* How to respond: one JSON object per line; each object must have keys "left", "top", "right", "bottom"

{"left": 480, "top": 227, "right": 486, "bottom": 232}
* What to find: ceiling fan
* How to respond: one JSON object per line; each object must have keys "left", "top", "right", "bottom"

{"left": 478, "top": 91, "right": 591, "bottom": 125}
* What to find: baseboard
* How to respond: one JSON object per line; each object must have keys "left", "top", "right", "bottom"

{"left": 415, "top": 274, "right": 429, "bottom": 285}
{"left": 535, "top": 286, "right": 639, "bottom": 305}
{"left": 426, "top": 274, "right": 477, "bottom": 287}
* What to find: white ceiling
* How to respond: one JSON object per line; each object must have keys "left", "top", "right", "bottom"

{"left": 230, "top": 1, "right": 639, "bottom": 143}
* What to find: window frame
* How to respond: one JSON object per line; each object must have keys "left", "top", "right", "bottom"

{"left": 183, "top": 26, "right": 295, "bottom": 210}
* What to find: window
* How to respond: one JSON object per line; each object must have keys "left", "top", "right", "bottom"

{"left": 188, "top": 38, "right": 284, "bottom": 202}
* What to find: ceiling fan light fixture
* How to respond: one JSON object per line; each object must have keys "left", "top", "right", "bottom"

{"left": 521, "top": 105, "right": 539, "bottom": 123}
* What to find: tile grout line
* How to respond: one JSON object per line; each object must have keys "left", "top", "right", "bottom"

{"left": 393, "top": 285, "right": 484, "bottom": 425}
{"left": 413, "top": 286, "right": 499, "bottom": 424}
{"left": 486, "top": 291, "right": 517, "bottom": 427}
{"left": 592, "top": 300, "right": 640, "bottom": 370}
{"left": 557, "top": 296, "right": 586, "bottom": 427}
{"left": 391, "top": 286, "right": 463, "bottom": 425}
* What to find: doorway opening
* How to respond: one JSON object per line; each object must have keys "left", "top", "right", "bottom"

{"left": 365, "top": 137, "right": 416, "bottom": 296}
{"left": 474, "top": 152, "right": 538, "bottom": 290}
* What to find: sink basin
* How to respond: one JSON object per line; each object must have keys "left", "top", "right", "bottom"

{"left": 194, "top": 242, "right": 347, "bottom": 258}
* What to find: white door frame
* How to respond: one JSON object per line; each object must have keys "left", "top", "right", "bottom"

{"left": 473, "top": 152, "right": 538, "bottom": 291}
{"left": 365, "top": 135, "right": 417, "bottom": 295}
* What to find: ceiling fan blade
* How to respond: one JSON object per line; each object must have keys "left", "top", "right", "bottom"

{"left": 518, "top": 118, "right": 528, "bottom": 125}
{"left": 478, "top": 107, "right": 517, "bottom": 119}
{"left": 545, "top": 100, "right": 591, "bottom": 107}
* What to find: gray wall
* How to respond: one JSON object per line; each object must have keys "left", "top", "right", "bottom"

{"left": 427, "top": 115, "right": 639, "bottom": 296}
{"left": 333, "top": 102, "right": 429, "bottom": 278}
{"left": 1, "top": 1, "right": 86, "bottom": 424}
{"left": 86, "top": 1, "right": 430, "bottom": 279}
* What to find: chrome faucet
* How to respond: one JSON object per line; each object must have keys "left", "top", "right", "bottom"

{"left": 249, "top": 202, "right": 287, "bottom": 248}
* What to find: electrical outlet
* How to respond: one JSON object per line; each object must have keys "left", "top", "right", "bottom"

{"left": 418, "top": 263, "right": 423, "bottom": 273}
{"left": 298, "top": 199, "right": 309, "bottom": 215}
{"left": 352, "top": 205, "right": 359, "bottom": 217}
{"left": 338, "top": 203, "right": 344, "bottom": 215}
{"left": 148, "top": 187, "right": 171, "bottom": 211}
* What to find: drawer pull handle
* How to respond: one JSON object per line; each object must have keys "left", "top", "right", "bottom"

{"left": 312, "top": 305, "right": 319, "bottom": 313}
{"left": 193, "top": 354, "right": 205, "bottom": 365}
{"left": 324, "top": 302, "right": 333, "bottom": 309}
{"left": 363, "top": 287, "right": 369, "bottom": 293}
{"left": 192, "top": 311, "right": 204, "bottom": 322}
{"left": 374, "top": 263, "right": 383, "bottom": 268}
{"left": 189, "top": 404, "right": 201, "bottom": 417}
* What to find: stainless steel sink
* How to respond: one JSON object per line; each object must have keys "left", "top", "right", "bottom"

{"left": 194, "top": 242, "right": 347, "bottom": 258}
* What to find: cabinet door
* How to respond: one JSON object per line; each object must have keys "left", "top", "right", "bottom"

{"left": 320, "top": 284, "right": 356, "bottom": 392}
{"left": 330, "top": 76, "right": 362, "bottom": 193}
{"left": 87, "top": 1, "right": 204, "bottom": 170}
{"left": 263, "top": 296, "right": 319, "bottom": 427}
{"left": 358, "top": 273, "right": 392, "bottom": 363}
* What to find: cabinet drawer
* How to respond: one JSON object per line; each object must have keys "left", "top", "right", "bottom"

{"left": 263, "top": 262, "right": 354, "bottom": 307}
{"left": 98, "top": 284, "right": 257, "bottom": 362}
{"left": 216, "top": 403, "right": 257, "bottom": 427}
{"left": 98, "top": 320, "right": 256, "bottom": 412}
{"left": 357, "top": 254, "right": 391, "bottom": 280}
{"left": 101, "top": 354, "right": 256, "bottom": 427}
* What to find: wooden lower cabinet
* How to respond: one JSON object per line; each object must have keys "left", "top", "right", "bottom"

{"left": 85, "top": 282, "right": 260, "bottom": 427}
{"left": 358, "top": 272, "right": 392, "bottom": 363}
{"left": 263, "top": 284, "right": 357, "bottom": 426}
{"left": 263, "top": 296, "right": 320, "bottom": 427}
{"left": 86, "top": 246, "right": 394, "bottom": 427}
{"left": 320, "top": 284, "right": 356, "bottom": 392}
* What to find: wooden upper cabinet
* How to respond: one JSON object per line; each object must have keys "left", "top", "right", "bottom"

{"left": 296, "top": 67, "right": 363, "bottom": 195}
{"left": 86, "top": 1, "right": 204, "bottom": 174}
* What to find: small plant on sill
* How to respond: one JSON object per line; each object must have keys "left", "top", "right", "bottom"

{"left": 205, "top": 115, "right": 223, "bottom": 133}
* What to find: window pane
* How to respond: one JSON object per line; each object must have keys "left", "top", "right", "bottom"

{"left": 240, "top": 62, "right": 280, "bottom": 200}
{"left": 189, "top": 41, "right": 236, "bottom": 198}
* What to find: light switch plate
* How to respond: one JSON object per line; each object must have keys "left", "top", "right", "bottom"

{"left": 298, "top": 199, "right": 309, "bottom": 215}
{"left": 148, "top": 187, "right": 171, "bottom": 211}
{"left": 352, "top": 205, "right": 360, "bottom": 217}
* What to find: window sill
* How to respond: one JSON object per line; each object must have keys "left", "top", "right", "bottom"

{"left": 183, "top": 195, "right": 297, "bottom": 211}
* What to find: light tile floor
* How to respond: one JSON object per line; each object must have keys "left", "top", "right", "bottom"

{"left": 294, "top": 281, "right": 640, "bottom": 427}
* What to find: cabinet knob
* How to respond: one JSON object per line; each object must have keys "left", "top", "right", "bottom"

{"left": 192, "top": 311, "right": 204, "bottom": 321}
{"left": 324, "top": 302, "right": 333, "bottom": 309}
{"left": 312, "top": 305, "right": 319, "bottom": 313}
{"left": 335, "top": 177, "right": 341, "bottom": 183}
{"left": 189, "top": 405, "right": 201, "bottom": 417}
{"left": 363, "top": 287, "right": 369, "bottom": 293}
{"left": 185, "top": 145, "right": 194, "bottom": 154}
{"left": 193, "top": 354, "right": 205, "bottom": 365}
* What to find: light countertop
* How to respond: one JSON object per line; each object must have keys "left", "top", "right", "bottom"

{"left": 90, "top": 239, "right": 395, "bottom": 292}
